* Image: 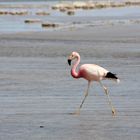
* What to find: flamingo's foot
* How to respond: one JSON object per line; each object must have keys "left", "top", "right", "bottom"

{"left": 112, "top": 108, "right": 116, "bottom": 116}
{"left": 69, "top": 109, "right": 80, "bottom": 115}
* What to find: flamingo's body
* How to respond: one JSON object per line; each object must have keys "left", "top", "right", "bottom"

{"left": 68, "top": 52, "right": 120, "bottom": 116}
{"left": 72, "top": 64, "right": 108, "bottom": 81}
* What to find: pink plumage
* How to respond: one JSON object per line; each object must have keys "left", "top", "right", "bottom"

{"left": 67, "top": 51, "right": 120, "bottom": 116}
{"left": 75, "top": 64, "right": 108, "bottom": 81}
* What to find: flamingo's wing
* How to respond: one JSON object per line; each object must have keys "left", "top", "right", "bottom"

{"left": 79, "top": 64, "right": 108, "bottom": 81}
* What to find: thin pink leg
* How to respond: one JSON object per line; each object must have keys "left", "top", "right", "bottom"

{"left": 99, "top": 81, "right": 116, "bottom": 116}
{"left": 73, "top": 81, "right": 91, "bottom": 115}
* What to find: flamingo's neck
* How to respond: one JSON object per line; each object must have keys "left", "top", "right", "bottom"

{"left": 71, "top": 56, "right": 80, "bottom": 78}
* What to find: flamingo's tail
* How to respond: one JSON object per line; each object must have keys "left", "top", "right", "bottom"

{"left": 105, "top": 72, "right": 120, "bottom": 83}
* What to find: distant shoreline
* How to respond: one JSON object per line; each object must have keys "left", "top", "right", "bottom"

{"left": 0, "top": 0, "right": 140, "bottom": 33}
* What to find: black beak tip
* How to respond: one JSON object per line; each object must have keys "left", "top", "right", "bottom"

{"left": 68, "top": 59, "right": 71, "bottom": 66}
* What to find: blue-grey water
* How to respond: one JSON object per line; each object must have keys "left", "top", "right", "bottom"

{"left": 0, "top": 24, "right": 140, "bottom": 139}
{"left": 0, "top": 1, "right": 140, "bottom": 140}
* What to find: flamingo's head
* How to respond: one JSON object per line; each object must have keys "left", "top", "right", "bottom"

{"left": 67, "top": 52, "right": 80, "bottom": 66}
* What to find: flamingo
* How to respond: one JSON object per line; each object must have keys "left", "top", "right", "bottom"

{"left": 67, "top": 52, "right": 120, "bottom": 116}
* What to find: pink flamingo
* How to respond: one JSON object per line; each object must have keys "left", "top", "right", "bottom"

{"left": 68, "top": 52, "right": 120, "bottom": 116}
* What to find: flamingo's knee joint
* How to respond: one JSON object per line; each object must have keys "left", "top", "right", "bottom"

{"left": 84, "top": 92, "right": 88, "bottom": 97}
{"left": 103, "top": 87, "right": 108, "bottom": 95}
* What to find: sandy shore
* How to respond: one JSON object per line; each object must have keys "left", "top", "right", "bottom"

{"left": 0, "top": 23, "right": 140, "bottom": 140}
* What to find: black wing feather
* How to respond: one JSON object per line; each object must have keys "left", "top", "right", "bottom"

{"left": 105, "top": 72, "right": 118, "bottom": 79}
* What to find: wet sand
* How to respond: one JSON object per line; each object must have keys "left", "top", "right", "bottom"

{"left": 0, "top": 24, "right": 140, "bottom": 140}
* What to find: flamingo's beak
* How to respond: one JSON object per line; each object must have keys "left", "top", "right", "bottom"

{"left": 68, "top": 59, "right": 71, "bottom": 66}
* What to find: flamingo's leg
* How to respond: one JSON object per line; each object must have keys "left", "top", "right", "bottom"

{"left": 99, "top": 81, "right": 116, "bottom": 116}
{"left": 74, "top": 81, "right": 91, "bottom": 115}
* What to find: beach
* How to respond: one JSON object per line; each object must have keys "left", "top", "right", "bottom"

{"left": 0, "top": 1, "right": 140, "bottom": 140}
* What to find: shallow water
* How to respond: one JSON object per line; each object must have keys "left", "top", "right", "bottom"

{"left": 0, "top": 24, "right": 140, "bottom": 139}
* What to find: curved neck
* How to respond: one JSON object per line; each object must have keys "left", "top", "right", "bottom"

{"left": 71, "top": 56, "right": 80, "bottom": 78}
